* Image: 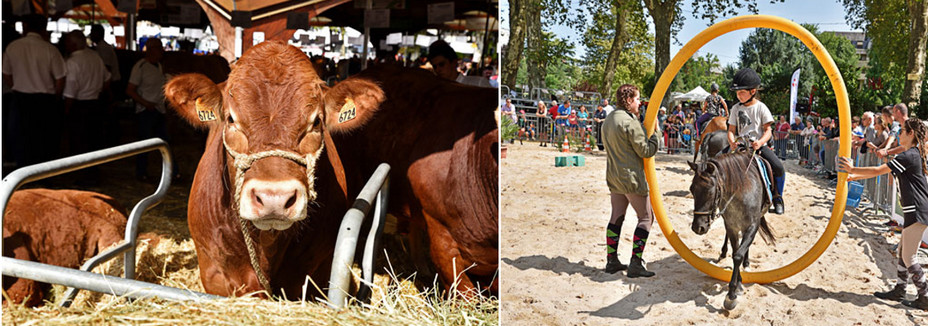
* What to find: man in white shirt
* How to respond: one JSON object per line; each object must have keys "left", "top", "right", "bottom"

{"left": 126, "top": 38, "right": 170, "bottom": 181}
{"left": 2, "top": 14, "right": 67, "bottom": 168}
{"left": 428, "top": 40, "right": 492, "bottom": 88}
{"left": 602, "top": 99, "right": 615, "bottom": 116}
{"left": 63, "top": 31, "right": 111, "bottom": 184}
{"left": 63, "top": 31, "right": 110, "bottom": 151}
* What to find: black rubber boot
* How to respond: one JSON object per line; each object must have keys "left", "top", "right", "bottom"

{"left": 773, "top": 197, "right": 784, "bottom": 215}
{"left": 903, "top": 295, "right": 928, "bottom": 310}
{"left": 874, "top": 284, "right": 907, "bottom": 302}
{"left": 626, "top": 256, "right": 655, "bottom": 278}
{"left": 605, "top": 255, "right": 627, "bottom": 274}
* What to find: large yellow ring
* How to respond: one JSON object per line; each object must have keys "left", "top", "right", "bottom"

{"left": 644, "top": 15, "right": 850, "bottom": 283}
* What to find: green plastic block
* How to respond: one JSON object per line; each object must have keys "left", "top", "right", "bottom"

{"left": 555, "top": 156, "right": 569, "bottom": 167}
{"left": 571, "top": 155, "right": 586, "bottom": 167}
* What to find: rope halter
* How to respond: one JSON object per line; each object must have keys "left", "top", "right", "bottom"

{"left": 221, "top": 128, "right": 326, "bottom": 295}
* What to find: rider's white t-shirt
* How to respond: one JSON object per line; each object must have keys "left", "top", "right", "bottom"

{"left": 728, "top": 101, "right": 774, "bottom": 141}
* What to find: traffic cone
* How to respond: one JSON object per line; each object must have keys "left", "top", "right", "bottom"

{"left": 584, "top": 135, "right": 592, "bottom": 152}
{"left": 562, "top": 135, "right": 570, "bottom": 153}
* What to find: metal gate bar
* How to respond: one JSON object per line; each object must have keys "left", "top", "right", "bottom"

{"left": 327, "top": 163, "right": 390, "bottom": 308}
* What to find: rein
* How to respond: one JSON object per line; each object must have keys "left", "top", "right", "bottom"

{"left": 221, "top": 131, "right": 324, "bottom": 295}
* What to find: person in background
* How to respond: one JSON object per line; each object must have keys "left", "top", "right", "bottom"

{"left": 427, "top": 40, "right": 491, "bottom": 88}
{"left": 775, "top": 115, "right": 790, "bottom": 159}
{"left": 578, "top": 105, "right": 589, "bottom": 139}
{"left": 602, "top": 84, "right": 659, "bottom": 278}
{"left": 696, "top": 82, "right": 728, "bottom": 134}
{"left": 536, "top": 101, "right": 550, "bottom": 147}
{"left": 593, "top": 104, "right": 608, "bottom": 150}
{"left": 62, "top": 31, "right": 110, "bottom": 182}
{"left": 2, "top": 14, "right": 66, "bottom": 168}
{"left": 126, "top": 38, "right": 176, "bottom": 182}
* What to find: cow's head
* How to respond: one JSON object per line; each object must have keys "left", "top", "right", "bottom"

{"left": 165, "top": 41, "right": 384, "bottom": 231}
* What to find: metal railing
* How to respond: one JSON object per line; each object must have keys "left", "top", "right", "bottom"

{"left": 327, "top": 163, "right": 390, "bottom": 308}
{"left": 0, "top": 138, "right": 222, "bottom": 304}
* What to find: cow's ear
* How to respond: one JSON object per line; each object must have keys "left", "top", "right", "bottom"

{"left": 164, "top": 73, "right": 223, "bottom": 129}
{"left": 322, "top": 78, "right": 385, "bottom": 133}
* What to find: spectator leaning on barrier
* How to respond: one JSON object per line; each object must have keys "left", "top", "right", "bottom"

{"left": 857, "top": 112, "right": 876, "bottom": 154}
{"left": 839, "top": 118, "right": 928, "bottom": 310}
{"left": 775, "top": 115, "right": 790, "bottom": 159}
{"left": 603, "top": 98, "right": 615, "bottom": 116}
{"left": 602, "top": 84, "right": 660, "bottom": 278}
{"left": 878, "top": 103, "right": 911, "bottom": 159}
{"left": 536, "top": 101, "right": 550, "bottom": 147}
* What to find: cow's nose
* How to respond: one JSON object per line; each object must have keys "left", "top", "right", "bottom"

{"left": 252, "top": 187, "right": 297, "bottom": 214}
{"left": 243, "top": 181, "right": 304, "bottom": 218}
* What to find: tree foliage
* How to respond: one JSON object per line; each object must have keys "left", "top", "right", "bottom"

{"left": 735, "top": 25, "right": 862, "bottom": 118}
{"left": 579, "top": 0, "right": 653, "bottom": 100}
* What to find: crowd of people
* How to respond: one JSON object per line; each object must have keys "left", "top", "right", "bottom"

{"left": 2, "top": 15, "right": 179, "bottom": 184}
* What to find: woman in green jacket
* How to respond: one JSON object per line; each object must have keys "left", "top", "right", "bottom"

{"left": 602, "top": 84, "right": 660, "bottom": 277}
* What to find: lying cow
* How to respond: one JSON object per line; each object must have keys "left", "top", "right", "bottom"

{"left": 2, "top": 189, "right": 127, "bottom": 307}
{"left": 164, "top": 41, "right": 384, "bottom": 297}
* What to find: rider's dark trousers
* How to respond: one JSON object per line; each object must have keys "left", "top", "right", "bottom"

{"left": 758, "top": 145, "right": 785, "bottom": 178}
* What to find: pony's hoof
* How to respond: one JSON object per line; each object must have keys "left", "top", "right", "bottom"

{"left": 723, "top": 296, "right": 738, "bottom": 310}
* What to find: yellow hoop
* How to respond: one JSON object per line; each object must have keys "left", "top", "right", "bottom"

{"left": 643, "top": 15, "right": 850, "bottom": 283}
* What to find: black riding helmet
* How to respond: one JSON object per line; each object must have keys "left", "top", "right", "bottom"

{"left": 730, "top": 68, "right": 761, "bottom": 90}
{"left": 710, "top": 82, "right": 720, "bottom": 92}
{"left": 731, "top": 68, "right": 762, "bottom": 105}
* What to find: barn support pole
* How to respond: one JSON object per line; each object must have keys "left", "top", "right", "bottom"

{"left": 127, "top": 13, "right": 137, "bottom": 51}
{"left": 235, "top": 26, "right": 243, "bottom": 59}
{"left": 361, "top": 0, "right": 371, "bottom": 70}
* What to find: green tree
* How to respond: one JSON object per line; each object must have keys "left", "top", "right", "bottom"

{"left": 735, "top": 25, "right": 862, "bottom": 118}
{"left": 642, "top": 0, "right": 784, "bottom": 107}
{"left": 842, "top": 0, "right": 928, "bottom": 112}
{"left": 579, "top": 0, "right": 653, "bottom": 100}
{"left": 501, "top": 0, "right": 527, "bottom": 88}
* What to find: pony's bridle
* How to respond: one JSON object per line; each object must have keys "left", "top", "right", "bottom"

{"left": 221, "top": 127, "right": 325, "bottom": 295}
{"left": 693, "top": 161, "right": 724, "bottom": 220}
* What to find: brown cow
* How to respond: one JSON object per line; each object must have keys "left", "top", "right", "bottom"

{"left": 164, "top": 41, "right": 384, "bottom": 297}
{"left": 2, "top": 189, "right": 127, "bottom": 307}
{"left": 333, "top": 65, "right": 499, "bottom": 296}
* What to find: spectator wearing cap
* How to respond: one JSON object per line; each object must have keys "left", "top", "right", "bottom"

{"left": 427, "top": 40, "right": 491, "bottom": 88}
{"left": 2, "top": 14, "right": 67, "bottom": 168}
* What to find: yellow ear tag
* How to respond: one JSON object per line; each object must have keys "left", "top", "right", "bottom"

{"left": 338, "top": 98, "right": 357, "bottom": 123}
{"left": 196, "top": 98, "right": 217, "bottom": 121}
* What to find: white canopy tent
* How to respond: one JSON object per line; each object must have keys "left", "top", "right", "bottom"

{"left": 672, "top": 86, "right": 711, "bottom": 102}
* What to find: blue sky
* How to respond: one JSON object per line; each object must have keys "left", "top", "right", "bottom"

{"left": 500, "top": 0, "right": 860, "bottom": 66}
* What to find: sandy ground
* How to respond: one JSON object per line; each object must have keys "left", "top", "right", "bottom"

{"left": 501, "top": 142, "right": 928, "bottom": 325}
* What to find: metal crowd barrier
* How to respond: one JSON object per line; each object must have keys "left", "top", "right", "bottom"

{"left": 0, "top": 139, "right": 222, "bottom": 304}
{"left": 856, "top": 151, "right": 895, "bottom": 221}
{"left": 662, "top": 124, "right": 694, "bottom": 154}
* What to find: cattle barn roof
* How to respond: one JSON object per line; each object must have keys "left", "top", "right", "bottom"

{"left": 201, "top": 0, "right": 498, "bottom": 34}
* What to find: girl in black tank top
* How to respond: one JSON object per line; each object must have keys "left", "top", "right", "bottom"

{"left": 839, "top": 118, "right": 928, "bottom": 310}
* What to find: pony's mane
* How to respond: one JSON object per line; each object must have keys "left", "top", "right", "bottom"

{"left": 707, "top": 150, "right": 755, "bottom": 195}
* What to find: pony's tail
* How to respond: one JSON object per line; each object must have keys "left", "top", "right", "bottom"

{"left": 758, "top": 217, "right": 776, "bottom": 246}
